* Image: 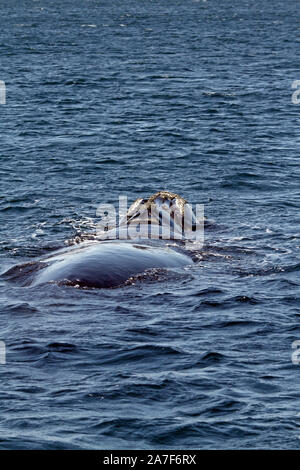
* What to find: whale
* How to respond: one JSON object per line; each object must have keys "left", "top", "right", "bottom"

{"left": 3, "top": 191, "right": 200, "bottom": 288}
{"left": 31, "top": 240, "right": 191, "bottom": 288}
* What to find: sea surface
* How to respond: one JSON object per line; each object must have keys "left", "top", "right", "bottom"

{"left": 0, "top": 0, "right": 300, "bottom": 449}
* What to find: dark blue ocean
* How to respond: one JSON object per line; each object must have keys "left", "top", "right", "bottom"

{"left": 1, "top": 0, "right": 300, "bottom": 449}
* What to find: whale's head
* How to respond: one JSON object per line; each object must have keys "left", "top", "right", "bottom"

{"left": 117, "top": 191, "right": 199, "bottom": 242}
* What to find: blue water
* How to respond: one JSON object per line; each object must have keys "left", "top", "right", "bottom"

{"left": 1, "top": 0, "right": 300, "bottom": 449}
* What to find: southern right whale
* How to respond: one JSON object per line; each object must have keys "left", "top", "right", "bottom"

{"left": 3, "top": 191, "right": 202, "bottom": 288}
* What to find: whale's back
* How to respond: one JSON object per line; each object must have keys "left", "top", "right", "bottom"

{"left": 31, "top": 241, "right": 191, "bottom": 288}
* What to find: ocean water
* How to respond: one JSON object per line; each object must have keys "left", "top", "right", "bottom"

{"left": 0, "top": 0, "right": 300, "bottom": 449}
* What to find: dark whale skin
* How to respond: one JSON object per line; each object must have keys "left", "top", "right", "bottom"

{"left": 31, "top": 240, "right": 192, "bottom": 288}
